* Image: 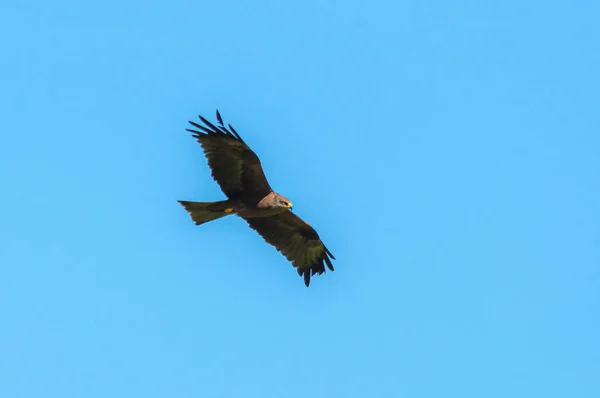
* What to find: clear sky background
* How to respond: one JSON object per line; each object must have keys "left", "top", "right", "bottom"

{"left": 1, "top": 1, "right": 599, "bottom": 397}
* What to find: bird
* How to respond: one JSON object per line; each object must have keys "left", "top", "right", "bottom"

{"left": 178, "top": 110, "right": 335, "bottom": 287}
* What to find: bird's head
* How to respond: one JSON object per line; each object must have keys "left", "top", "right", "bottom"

{"left": 257, "top": 192, "right": 293, "bottom": 213}
{"left": 275, "top": 194, "right": 293, "bottom": 210}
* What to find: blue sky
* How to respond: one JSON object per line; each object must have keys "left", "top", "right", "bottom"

{"left": 1, "top": 1, "right": 599, "bottom": 397}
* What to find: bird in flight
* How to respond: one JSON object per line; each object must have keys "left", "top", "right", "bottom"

{"left": 178, "top": 110, "right": 335, "bottom": 287}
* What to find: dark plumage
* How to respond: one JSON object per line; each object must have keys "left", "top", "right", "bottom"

{"left": 179, "top": 110, "right": 335, "bottom": 287}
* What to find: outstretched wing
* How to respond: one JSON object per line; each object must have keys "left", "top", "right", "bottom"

{"left": 244, "top": 211, "right": 335, "bottom": 287}
{"left": 186, "top": 110, "right": 272, "bottom": 202}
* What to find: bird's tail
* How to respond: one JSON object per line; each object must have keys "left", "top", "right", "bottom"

{"left": 178, "top": 200, "right": 233, "bottom": 225}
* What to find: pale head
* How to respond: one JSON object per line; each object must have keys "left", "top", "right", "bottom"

{"left": 258, "top": 191, "right": 293, "bottom": 212}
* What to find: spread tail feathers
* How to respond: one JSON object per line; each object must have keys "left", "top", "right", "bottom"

{"left": 178, "top": 200, "right": 233, "bottom": 225}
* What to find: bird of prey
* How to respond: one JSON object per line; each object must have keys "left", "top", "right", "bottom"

{"left": 178, "top": 110, "right": 335, "bottom": 287}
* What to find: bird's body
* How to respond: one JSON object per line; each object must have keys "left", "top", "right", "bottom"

{"left": 179, "top": 110, "right": 335, "bottom": 286}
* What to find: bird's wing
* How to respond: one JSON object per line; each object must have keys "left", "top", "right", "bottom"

{"left": 244, "top": 211, "right": 335, "bottom": 286}
{"left": 186, "top": 110, "right": 272, "bottom": 202}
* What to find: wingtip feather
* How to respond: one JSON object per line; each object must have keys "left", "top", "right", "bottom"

{"left": 228, "top": 124, "right": 245, "bottom": 143}
{"left": 325, "top": 246, "right": 336, "bottom": 260}
{"left": 188, "top": 112, "right": 246, "bottom": 143}
{"left": 198, "top": 115, "right": 219, "bottom": 131}
{"left": 324, "top": 255, "right": 334, "bottom": 272}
